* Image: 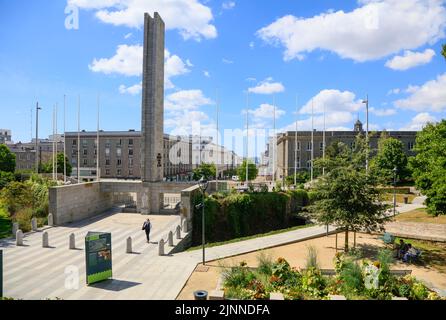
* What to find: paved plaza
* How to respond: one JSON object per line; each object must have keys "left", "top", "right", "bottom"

{"left": 1, "top": 210, "right": 335, "bottom": 300}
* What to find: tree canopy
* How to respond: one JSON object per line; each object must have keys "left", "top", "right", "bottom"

{"left": 237, "top": 160, "right": 258, "bottom": 181}
{"left": 442, "top": 43, "right": 446, "bottom": 61}
{"left": 308, "top": 166, "right": 389, "bottom": 251}
{"left": 410, "top": 120, "right": 446, "bottom": 216}
{"left": 192, "top": 163, "right": 216, "bottom": 181}
{"left": 40, "top": 153, "right": 72, "bottom": 176}
{"left": 0, "top": 144, "right": 16, "bottom": 173}
{"left": 371, "top": 136, "right": 409, "bottom": 184}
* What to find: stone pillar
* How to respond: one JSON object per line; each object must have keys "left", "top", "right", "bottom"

{"left": 31, "top": 217, "right": 37, "bottom": 231}
{"left": 12, "top": 222, "right": 18, "bottom": 239}
{"left": 42, "top": 232, "right": 49, "bottom": 248}
{"left": 176, "top": 225, "right": 181, "bottom": 239}
{"left": 126, "top": 237, "right": 132, "bottom": 254}
{"left": 168, "top": 231, "right": 174, "bottom": 247}
{"left": 48, "top": 213, "right": 54, "bottom": 226}
{"left": 16, "top": 230, "right": 23, "bottom": 246}
{"left": 141, "top": 12, "right": 165, "bottom": 183}
{"left": 158, "top": 239, "right": 165, "bottom": 256}
{"left": 182, "top": 219, "right": 188, "bottom": 233}
{"left": 69, "top": 233, "right": 76, "bottom": 250}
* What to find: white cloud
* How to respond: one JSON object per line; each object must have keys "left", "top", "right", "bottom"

{"left": 400, "top": 112, "right": 437, "bottom": 131}
{"left": 246, "top": 77, "right": 257, "bottom": 82}
{"left": 385, "top": 49, "right": 436, "bottom": 70}
{"left": 257, "top": 0, "right": 446, "bottom": 62}
{"left": 119, "top": 83, "right": 142, "bottom": 95}
{"left": 395, "top": 73, "right": 446, "bottom": 112}
{"left": 222, "top": 1, "right": 235, "bottom": 10}
{"left": 248, "top": 78, "right": 285, "bottom": 95}
{"left": 248, "top": 104, "right": 286, "bottom": 129}
{"left": 203, "top": 70, "right": 211, "bottom": 78}
{"left": 89, "top": 45, "right": 190, "bottom": 90}
{"left": 370, "top": 107, "right": 396, "bottom": 116}
{"left": 299, "top": 89, "right": 363, "bottom": 114}
{"left": 124, "top": 32, "right": 132, "bottom": 39}
{"left": 165, "top": 89, "right": 213, "bottom": 111}
{"left": 280, "top": 111, "right": 356, "bottom": 133}
{"left": 387, "top": 88, "right": 400, "bottom": 95}
{"left": 186, "top": 59, "right": 194, "bottom": 67}
{"left": 222, "top": 58, "right": 234, "bottom": 64}
{"left": 69, "top": 0, "right": 217, "bottom": 41}
{"left": 249, "top": 41, "right": 255, "bottom": 49}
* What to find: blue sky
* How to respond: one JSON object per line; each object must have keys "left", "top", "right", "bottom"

{"left": 1, "top": 0, "right": 446, "bottom": 157}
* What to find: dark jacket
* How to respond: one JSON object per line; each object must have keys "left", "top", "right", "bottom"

{"left": 142, "top": 221, "right": 151, "bottom": 233}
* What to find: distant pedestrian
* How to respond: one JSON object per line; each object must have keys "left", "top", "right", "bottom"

{"left": 142, "top": 218, "right": 152, "bottom": 243}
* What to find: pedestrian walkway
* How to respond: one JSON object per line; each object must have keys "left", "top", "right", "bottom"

{"left": 1, "top": 210, "right": 334, "bottom": 300}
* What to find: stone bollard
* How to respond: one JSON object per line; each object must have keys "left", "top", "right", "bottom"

{"left": 31, "top": 217, "right": 38, "bottom": 231}
{"left": 16, "top": 230, "right": 24, "bottom": 246}
{"left": 12, "top": 222, "right": 19, "bottom": 239}
{"left": 69, "top": 233, "right": 76, "bottom": 250}
{"left": 182, "top": 219, "right": 188, "bottom": 233}
{"left": 168, "top": 231, "right": 174, "bottom": 247}
{"left": 126, "top": 237, "right": 132, "bottom": 254}
{"left": 158, "top": 239, "right": 165, "bottom": 256}
{"left": 176, "top": 225, "right": 181, "bottom": 240}
{"left": 48, "top": 213, "right": 54, "bottom": 226}
{"left": 42, "top": 231, "right": 49, "bottom": 248}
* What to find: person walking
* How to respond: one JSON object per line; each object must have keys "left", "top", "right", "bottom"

{"left": 142, "top": 218, "right": 152, "bottom": 243}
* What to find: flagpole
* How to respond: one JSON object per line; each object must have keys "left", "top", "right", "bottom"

{"left": 216, "top": 89, "right": 219, "bottom": 190}
{"left": 246, "top": 92, "right": 249, "bottom": 187}
{"left": 63, "top": 95, "right": 67, "bottom": 183}
{"left": 52, "top": 105, "right": 55, "bottom": 181}
{"left": 97, "top": 93, "right": 100, "bottom": 182}
{"left": 273, "top": 95, "right": 276, "bottom": 188}
{"left": 311, "top": 99, "right": 314, "bottom": 182}
{"left": 323, "top": 103, "right": 326, "bottom": 176}
{"left": 77, "top": 95, "right": 80, "bottom": 183}
{"left": 55, "top": 103, "right": 58, "bottom": 181}
{"left": 294, "top": 94, "right": 298, "bottom": 187}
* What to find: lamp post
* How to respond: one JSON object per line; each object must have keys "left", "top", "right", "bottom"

{"left": 393, "top": 166, "right": 397, "bottom": 216}
{"left": 198, "top": 176, "right": 209, "bottom": 265}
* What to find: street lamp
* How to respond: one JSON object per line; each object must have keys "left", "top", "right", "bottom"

{"left": 197, "top": 176, "right": 209, "bottom": 265}
{"left": 393, "top": 166, "right": 397, "bottom": 216}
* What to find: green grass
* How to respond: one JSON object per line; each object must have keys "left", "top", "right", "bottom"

{"left": 395, "top": 208, "right": 446, "bottom": 224}
{"left": 394, "top": 237, "right": 446, "bottom": 274}
{"left": 0, "top": 205, "right": 12, "bottom": 239}
{"left": 187, "top": 224, "right": 315, "bottom": 251}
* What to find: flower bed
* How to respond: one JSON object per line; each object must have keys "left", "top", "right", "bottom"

{"left": 221, "top": 251, "right": 444, "bottom": 300}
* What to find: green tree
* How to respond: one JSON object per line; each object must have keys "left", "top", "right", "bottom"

{"left": 40, "top": 153, "right": 72, "bottom": 176}
{"left": 308, "top": 166, "right": 389, "bottom": 252}
{"left": 410, "top": 120, "right": 446, "bottom": 216}
{"left": 237, "top": 160, "right": 258, "bottom": 181}
{"left": 193, "top": 163, "right": 216, "bottom": 181}
{"left": 285, "top": 171, "right": 310, "bottom": 186}
{"left": 0, "top": 144, "right": 16, "bottom": 173}
{"left": 0, "top": 171, "right": 15, "bottom": 189}
{"left": 371, "top": 136, "right": 409, "bottom": 184}
{"left": 442, "top": 44, "right": 446, "bottom": 61}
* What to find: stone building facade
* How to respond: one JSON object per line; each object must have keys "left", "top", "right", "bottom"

{"left": 274, "top": 120, "right": 417, "bottom": 181}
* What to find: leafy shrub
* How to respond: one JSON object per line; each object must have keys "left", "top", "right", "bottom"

{"left": 305, "top": 245, "right": 319, "bottom": 270}
{"left": 14, "top": 207, "right": 33, "bottom": 232}
{"left": 301, "top": 267, "right": 327, "bottom": 298}
{"left": 257, "top": 252, "right": 273, "bottom": 276}
{"left": 339, "top": 260, "right": 364, "bottom": 299}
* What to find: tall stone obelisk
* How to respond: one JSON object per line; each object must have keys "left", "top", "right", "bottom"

{"left": 141, "top": 12, "right": 165, "bottom": 183}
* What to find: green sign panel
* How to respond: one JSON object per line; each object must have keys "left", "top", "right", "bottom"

{"left": 85, "top": 232, "right": 112, "bottom": 285}
{"left": 0, "top": 250, "right": 3, "bottom": 298}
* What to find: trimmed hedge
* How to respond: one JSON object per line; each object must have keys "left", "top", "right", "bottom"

{"left": 378, "top": 187, "right": 411, "bottom": 194}
{"left": 192, "top": 190, "right": 309, "bottom": 245}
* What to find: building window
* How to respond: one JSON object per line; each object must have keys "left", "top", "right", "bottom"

{"left": 129, "top": 169, "right": 133, "bottom": 176}
{"left": 296, "top": 141, "right": 301, "bottom": 151}
{"left": 105, "top": 148, "right": 110, "bottom": 156}
{"left": 117, "top": 169, "right": 122, "bottom": 176}
{"left": 105, "top": 158, "right": 110, "bottom": 166}
{"left": 83, "top": 149, "right": 88, "bottom": 155}
{"left": 350, "top": 141, "right": 356, "bottom": 149}
{"left": 320, "top": 142, "right": 324, "bottom": 151}
{"left": 129, "top": 139, "right": 133, "bottom": 146}
{"left": 117, "top": 159, "right": 122, "bottom": 166}
{"left": 72, "top": 159, "right": 77, "bottom": 165}
{"left": 72, "top": 140, "right": 77, "bottom": 146}
{"left": 307, "top": 142, "right": 312, "bottom": 151}
{"left": 83, "top": 159, "right": 88, "bottom": 165}
{"left": 105, "top": 139, "right": 111, "bottom": 147}
{"left": 408, "top": 142, "right": 414, "bottom": 151}
{"left": 106, "top": 169, "right": 110, "bottom": 176}
{"left": 117, "top": 147, "right": 122, "bottom": 157}
{"left": 117, "top": 139, "right": 122, "bottom": 146}
{"left": 307, "top": 160, "right": 312, "bottom": 169}
{"left": 129, "top": 148, "right": 133, "bottom": 156}
{"left": 82, "top": 139, "right": 88, "bottom": 147}
{"left": 94, "top": 149, "right": 97, "bottom": 156}
{"left": 129, "top": 157, "right": 134, "bottom": 167}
